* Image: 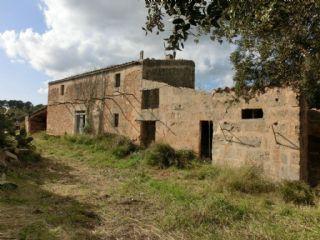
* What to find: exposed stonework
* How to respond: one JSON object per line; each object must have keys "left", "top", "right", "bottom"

{"left": 46, "top": 57, "right": 315, "bottom": 183}
{"left": 142, "top": 59, "right": 195, "bottom": 88}
{"left": 25, "top": 107, "right": 47, "bottom": 134}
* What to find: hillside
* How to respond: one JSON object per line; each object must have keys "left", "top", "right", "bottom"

{"left": 1, "top": 133, "right": 320, "bottom": 240}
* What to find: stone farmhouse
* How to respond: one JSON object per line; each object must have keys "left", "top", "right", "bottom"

{"left": 46, "top": 55, "right": 320, "bottom": 184}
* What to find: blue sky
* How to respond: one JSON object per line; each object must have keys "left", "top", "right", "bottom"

{"left": 0, "top": 0, "right": 234, "bottom": 105}
{"left": 0, "top": 0, "right": 47, "bottom": 104}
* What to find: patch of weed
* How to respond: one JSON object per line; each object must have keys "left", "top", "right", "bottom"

{"left": 281, "top": 181, "right": 315, "bottom": 205}
{"left": 18, "top": 221, "right": 58, "bottom": 240}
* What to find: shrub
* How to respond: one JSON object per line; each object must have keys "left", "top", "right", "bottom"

{"left": 228, "top": 167, "right": 276, "bottom": 194}
{"left": 281, "top": 181, "right": 315, "bottom": 205}
{"left": 64, "top": 133, "right": 138, "bottom": 158}
{"left": 17, "top": 150, "right": 41, "bottom": 163}
{"left": 112, "top": 139, "right": 137, "bottom": 158}
{"left": 144, "top": 143, "right": 176, "bottom": 169}
{"left": 175, "top": 149, "right": 196, "bottom": 169}
{"left": 15, "top": 129, "right": 34, "bottom": 149}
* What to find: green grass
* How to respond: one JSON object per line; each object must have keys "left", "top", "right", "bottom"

{"left": 8, "top": 132, "right": 318, "bottom": 239}
{"left": 18, "top": 221, "right": 58, "bottom": 240}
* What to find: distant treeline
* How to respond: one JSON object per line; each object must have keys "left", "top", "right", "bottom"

{"left": 0, "top": 100, "right": 45, "bottom": 120}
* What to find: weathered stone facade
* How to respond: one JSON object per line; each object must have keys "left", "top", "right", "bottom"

{"left": 47, "top": 57, "right": 315, "bottom": 182}
{"left": 25, "top": 107, "right": 47, "bottom": 134}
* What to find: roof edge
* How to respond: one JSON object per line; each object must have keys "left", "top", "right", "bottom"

{"left": 49, "top": 61, "right": 142, "bottom": 86}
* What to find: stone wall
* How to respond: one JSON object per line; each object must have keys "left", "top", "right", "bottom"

{"left": 140, "top": 85, "right": 304, "bottom": 181}
{"left": 142, "top": 59, "right": 195, "bottom": 89}
{"left": 25, "top": 107, "right": 47, "bottom": 134}
{"left": 47, "top": 58, "right": 307, "bottom": 182}
{"left": 47, "top": 64, "right": 143, "bottom": 141}
{"left": 211, "top": 88, "right": 303, "bottom": 181}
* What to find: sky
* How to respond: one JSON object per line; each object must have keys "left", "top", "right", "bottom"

{"left": 0, "top": 0, "right": 235, "bottom": 105}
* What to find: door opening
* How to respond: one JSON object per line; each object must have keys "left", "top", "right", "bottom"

{"left": 200, "top": 121, "right": 213, "bottom": 160}
{"left": 308, "top": 135, "right": 320, "bottom": 187}
{"left": 75, "top": 111, "right": 86, "bottom": 134}
{"left": 141, "top": 121, "right": 156, "bottom": 147}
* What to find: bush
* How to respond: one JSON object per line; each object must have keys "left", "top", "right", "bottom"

{"left": 145, "top": 144, "right": 196, "bottom": 169}
{"left": 228, "top": 167, "right": 276, "bottom": 194}
{"left": 17, "top": 149, "right": 41, "bottom": 163}
{"left": 64, "top": 133, "right": 138, "bottom": 158}
{"left": 112, "top": 137, "right": 138, "bottom": 158}
{"left": 144, "top": 143, "right": 176, "bottom": 169}
{"left": 15, "top": 129, "right": 34, "bottom": 149}
{"left": 175, "top": 149, "right": 196, "bottom": 169}
{"left": 281, "top": 181, "right": 315, "bottom": 205}
{"left": 0, "top": 113, "right": 15, "bottom": 148}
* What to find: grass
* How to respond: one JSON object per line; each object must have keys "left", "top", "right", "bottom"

{"left": 1, "top": 132, "right": 320, "bottom": 239}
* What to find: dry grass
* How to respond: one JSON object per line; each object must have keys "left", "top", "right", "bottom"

{"left": 1, "top": 133, "right": 320, "bottom": 240}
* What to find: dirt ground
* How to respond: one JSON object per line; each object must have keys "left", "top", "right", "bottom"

{"left": 2, "top": 135, "right": 320, "bottom": 240}
{"left": 0, "top": 154, "right": 172, "bottom": 240}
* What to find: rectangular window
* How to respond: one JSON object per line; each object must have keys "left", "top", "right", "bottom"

{"left": 142, "top": 89, "right": 159, "bottom": 109}
{"left": 242, "top": 109, "right": 264, "bottom": 119}
{"left": 60, "top": 85, "right": 65, "bottom": 95}
{"left": 114, "top": 113, "right": 119, "bottom": 127}
{"left": 115, "top": 73, "right": 121, "bottom": 87}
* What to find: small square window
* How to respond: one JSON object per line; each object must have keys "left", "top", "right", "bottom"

{"left": 60, "top": 85, "right": 65, "bottom": 95}
{"left": 242, "top": 109, "right": 264, "bottom": 119}
{"left": 114, "top": 113, "right": 119, "bottom": 127}
{"left": 115, "top": 73, "right": 121, "bottom": 87}
{"left": 142, "top": 89, "right": 160, "bottom": 109}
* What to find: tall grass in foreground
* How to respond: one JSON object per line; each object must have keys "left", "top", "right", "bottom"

{"left": 37, "top": 132, "right": 316, "bottom": 205}
{"left": 32, "top": 133, "right": 320, "bottom": 239}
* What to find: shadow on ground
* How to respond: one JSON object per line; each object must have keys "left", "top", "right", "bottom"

{"left": 0, "top": 157, "right": 102, "bottom": 240}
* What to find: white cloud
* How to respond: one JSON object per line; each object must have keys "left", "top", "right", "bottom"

{"left": 0, "top": 0, "right": 235, "bottom": 90}
{"left": 37, "top": 80, "right": 49, "bottom": 95}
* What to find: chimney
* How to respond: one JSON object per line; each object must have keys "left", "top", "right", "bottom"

{"left": 139, "top": 50, "right": 144, "bottom": 60}
{"left": 165, "top": 51, "right": 176, "bottom": 60}
{"left": 165, "top": 54, "right": 174, "bottom": 60}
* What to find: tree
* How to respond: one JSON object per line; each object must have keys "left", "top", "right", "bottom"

{"left": 0, "top": 100, "right": 45, "bottom": 120}
{"left": 144, "top": 0, "right": 320, "bottom": 107}
{"left": 0, "top": 112, "right": 14, "bottom": 147}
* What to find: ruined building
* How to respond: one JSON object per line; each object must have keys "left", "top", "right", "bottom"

{"left": 47, "top": 56, "right": 320, "bottom": 184}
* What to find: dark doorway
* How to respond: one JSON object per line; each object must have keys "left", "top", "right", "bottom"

{"left": 308, "top": 135, "right": 320, "bottom": 186}
{"left": 141, "top": 121, "right": 156, "bottom": 147}
{"left": 200, "top": 121, "right": 213, "bottom": 160}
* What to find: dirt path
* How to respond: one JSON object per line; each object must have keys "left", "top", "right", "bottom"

{"left": 0, "top": 153, "right": 169, "bottom": 240}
